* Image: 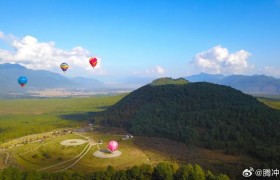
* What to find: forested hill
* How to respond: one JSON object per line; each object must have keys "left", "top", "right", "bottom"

{"left": 94, "top": 79, "right": 280, "bottom": 166}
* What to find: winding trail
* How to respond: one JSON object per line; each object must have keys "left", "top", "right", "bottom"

{"left": 54, "top": 138, "right": 94, "bottom": 172}
{"left": 37, "top": 133, "right": 96, "bottom": 172}
{"left": 17, "top": 142, "right": 52, "bottom": 156}
{"left": 5, "top": 152, "right": 9, "bottom": 165}
{"left": 37, "top": 143, "right": 90, "bottom": 171}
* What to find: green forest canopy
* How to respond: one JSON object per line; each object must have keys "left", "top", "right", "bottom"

{"left": 94, "top": 80, "right": 280, "bottom": 167}
{"left": 0, "top": 162, "right": 229, "bottom": 180}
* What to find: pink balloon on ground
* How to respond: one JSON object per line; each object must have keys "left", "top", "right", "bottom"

{"left": 108, "top": 141, "right": 118, "bottom": 152}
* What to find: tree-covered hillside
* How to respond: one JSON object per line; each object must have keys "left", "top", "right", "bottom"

{"left": 94, "top": 79, "right": 280, "bottom": 166}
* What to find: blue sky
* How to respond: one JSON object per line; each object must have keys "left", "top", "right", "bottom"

{"left": 0, "top": 0, "right": 280, "bottom": 81}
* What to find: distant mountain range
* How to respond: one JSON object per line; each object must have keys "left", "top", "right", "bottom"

{"left": 185, "top": 73, "right": 280, "bottom": 94}
{"left": 0, "top": 63, "right": 105, "bottom": 97}
{"left": 2, "top": 63, "right": 280, "bottom": 97}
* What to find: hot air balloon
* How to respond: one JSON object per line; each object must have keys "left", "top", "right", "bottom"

{"left": 60, "top": 63, "right": 69, "bottom": 72}
{"left": 18, "top": 76, "right": 28, "bottom": 87}
{"left": 89, "top": 57, "right": 98, "bottom": 68}
{"left": 108, "top": 141, "right": 118, "bottom": 152}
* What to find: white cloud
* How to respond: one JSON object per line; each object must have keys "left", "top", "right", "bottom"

{"left": 262, "top": 66, "right": 280, "bottom": 77}
{"left": 133, "top": 65, "right": 166, "bottom": 77}
{"left": 0, "top": 32, "right": 102, "bottom": 75}
{"left": 146, "top": 66, "right": 166, "bottom": 75}
{"left": 193, "top": 45, "right": 252, "bottom": 74}
{"left": 0, "top": 31, "right": 4, "bottom": 39}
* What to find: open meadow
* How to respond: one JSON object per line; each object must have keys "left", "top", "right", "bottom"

{"left": 258, "top": 97, "right": 280, "bottom": 109}
{"left": 2, "top": 132, "right": 148, "bottom": 172}
{"left": 0, "top": 95, "right": 125, "bottom": 143}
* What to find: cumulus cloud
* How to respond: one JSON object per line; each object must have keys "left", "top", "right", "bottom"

{"left": 0, "top": 32, "right": 102, "bottom": 74}
{"left": 193, "top": 45, "right": 252, "bottom": 74}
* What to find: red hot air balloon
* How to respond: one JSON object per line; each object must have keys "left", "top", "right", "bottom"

{"left": 89, "top": 57, "right": 98, "bottom": 68}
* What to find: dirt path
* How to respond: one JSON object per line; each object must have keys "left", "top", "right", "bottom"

{"left": 37, "top": 133, "right": 96, "bottom": 172}
{"left": 17, "top": 142, "right": 53, "bottom": 156}
{"left": 37, "top": 143, "right": 90, "bottom": 171}
{"left": 4, "top": 152, "right": 9, "bottom": 165}
{"left": 54, "top": 137, "right": 94, "bottom": 172}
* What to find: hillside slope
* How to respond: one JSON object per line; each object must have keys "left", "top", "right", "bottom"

{"left": 150, "top": 77, "right": 188, "bottom": 86}
{"left": 95, "top": 79, "right": 280, "bottom": 165}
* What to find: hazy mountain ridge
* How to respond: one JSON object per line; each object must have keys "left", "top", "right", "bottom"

{"left": 186, "top": 73, "right": 280, "bottom": 94}
{"left": 0, "top": 63, "right": 105, "bottom": 97}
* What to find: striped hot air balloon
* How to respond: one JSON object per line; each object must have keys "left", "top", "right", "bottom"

{"left": 60, "top": 63, "right": 69, "bottom": 72}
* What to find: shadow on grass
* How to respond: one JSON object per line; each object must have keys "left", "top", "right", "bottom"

{"left": 59, "top": 112, "right": 97, "bottom": 121}
{"left": 59, "top": 105, "right": 110, "bottom": 122}
{"left": 95, "top": 106, "right": 111, "bottom": 110}
{"left": 99, "top": 149, "right": 112, "bottom": 153}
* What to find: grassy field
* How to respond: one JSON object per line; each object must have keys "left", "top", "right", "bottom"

{"left": 4, "top": 131, "right": 148, "bottom": 172}
{"left": 73, "top": 133, "right": 148, "bottom": 172}
{"left": 2, "top": 127, "right": 260, "bottom": 179}
{"left": 8, "top": 133, "right": 87, "bottom": 171}
{"left": 0, "top": 95, "right": 125, "bottom": 143}
{"left": 258, "top": 97, "right": 280, "bottom": 110}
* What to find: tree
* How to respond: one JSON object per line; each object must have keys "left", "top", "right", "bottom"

{"left": 175, "top": 165, "right": 191, "bottom": 180}
{"left": 205, "top": 170, "right": 215, "bottom": 180}
{"left": 153, "top": 162, "right": 174, "bottom": 180}
{"left": 112, "top": 170, "right": 127, "bottom": 180}
{"left": 126, "top": 166, "right": 140, "bottom": 179}
{"left": 92, "top": 171, "right": 105, "bottom": 180}
{"left": 104, "top": 165, "right": 115, "bottom": 180}
{"left": 1, "top": 167, "right": 23, "bottom": 180}
{"left": 139, "top": 164, "right": 153, "bottom": 179}
{"left": 216, "top": 174, "right": 230, "bottom": 180}
{"left": 193, "top": 164, "right": 205, "bottom": 180}
{"left": 24, "top": 171, "right": 42, "bottom": 180}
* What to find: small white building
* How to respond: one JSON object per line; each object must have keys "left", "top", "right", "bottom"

{"left": 122, "top": 134, "right": 134, "bottom": 140}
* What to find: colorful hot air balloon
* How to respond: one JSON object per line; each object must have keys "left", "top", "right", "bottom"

{"left": 89, "top": 57, "right": 98, "bottom": 68}
{"left": 60, "top": 63, "right": 69, "bottom": 72}
{"left": 18, "top": 76, "right": 28, "bottom": 87}
{"left": 108, "top": 141, "right": 118, "bottom": 152}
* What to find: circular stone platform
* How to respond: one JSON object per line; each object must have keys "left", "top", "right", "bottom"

{"left": 93, "top": 149, "right": 122, "bottom": 158}
{"left": 60, "top": 139, "right": 87, "bottom": 146}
